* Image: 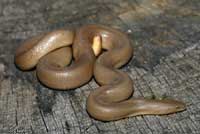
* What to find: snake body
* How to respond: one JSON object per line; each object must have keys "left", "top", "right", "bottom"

{"left": 15, "top": 24, "right": 186, "bottom": 121}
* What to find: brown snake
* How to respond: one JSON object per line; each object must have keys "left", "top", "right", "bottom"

{"left": 15, "top": 24, "right": 186, "bottom": 121}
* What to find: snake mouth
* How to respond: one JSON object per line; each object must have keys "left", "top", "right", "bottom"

{"left": 174, "top": 102, "right": 186, "bottom": 112}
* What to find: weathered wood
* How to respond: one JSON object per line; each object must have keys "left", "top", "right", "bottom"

{"left": 0, "top": 0, "right": 200, "bottom": 133}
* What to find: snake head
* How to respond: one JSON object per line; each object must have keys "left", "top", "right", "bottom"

{"left": 156, "top": 99, "right": 186, "bottom": 114}
{"left": 133, "top": 98, "right": 186, "bottom": 115}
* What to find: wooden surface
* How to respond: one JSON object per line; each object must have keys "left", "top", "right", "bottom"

{"left": 0, "top": 0, "right": 200, "bottom": 133}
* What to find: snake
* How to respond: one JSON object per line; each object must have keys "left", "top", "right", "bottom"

{"left": 15, "top": 24, "right": 186, "bottom": 121}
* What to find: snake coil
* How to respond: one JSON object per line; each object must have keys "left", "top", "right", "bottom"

{"left": 15, "top": 24, "right": 186, "bottom": 121}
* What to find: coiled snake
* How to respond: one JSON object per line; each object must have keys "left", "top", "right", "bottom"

{"left": 15, "top": 24, "right": 186, "bottom": 121}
